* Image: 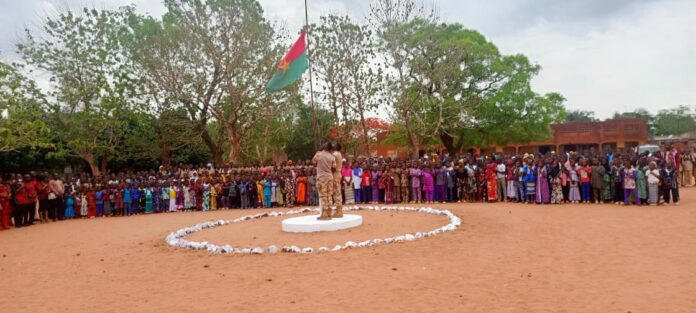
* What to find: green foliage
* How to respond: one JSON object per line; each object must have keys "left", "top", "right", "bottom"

{"left": 312, "top": 15, "right": 385, "bottom": 153}
{"left": 653, "top": 105, "right": 696, "bottom": 136}
{"left": 566, "top": 110, "right": 597, "bottom": 122}
{"left": 0, "top": 62, "right": 52, "bottom": 152}
{"left": 285, "top": 103, "right": 335, "bottom": 161}
{"left": 376, "top": 17, "right": 566, "bottom": 153}
{"left": 17, "top": 7, "right": 144, "bottom": 175}
{"left": 11, "top": 0, "right": 688, "bottom": 173}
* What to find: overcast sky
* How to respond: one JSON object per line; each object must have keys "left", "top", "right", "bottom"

{"left": 1, "top": 0, "right": 694, "bottom": 118}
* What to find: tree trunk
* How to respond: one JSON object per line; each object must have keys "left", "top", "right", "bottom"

{"left": 439, "top": 131, "right": 462, "bottom": 155}
{"left": 99, "top": 150, "right": 110, "bottom": 177}
{"left": 199, "top": 128, "right": 223, "bottom": 166}
{"left": 83, "top": 152, "right": 101, "bottom": 177}
{"left": 226, "top": 129, "right": 242, "bottom": 164}
{"left": 160, "top": 148, "right": 172, "bottom": 169}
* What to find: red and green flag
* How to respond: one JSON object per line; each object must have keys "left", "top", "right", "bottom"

{"left": 266, "top": 32, "right": 309, "bottom": 92}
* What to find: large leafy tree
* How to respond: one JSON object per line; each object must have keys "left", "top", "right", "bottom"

{"left": 128, "top": 0, "right": 293, "bottom": 165}
{"left": 18, "top": 7, "right": 144, "bottom": 176}
{"left": 371, "top": 1, "right": 564, "bottom": 155}
{"left": 370, "top": 0, "right": 436, "bottom": 158}
{"left": 401, "top": 19, "right": 565, "bottom": 153}
{"left": 312, "top": 15, "right": 384, "bottom": 154}
{"left": 0, "top": 61, "right": 52, "bottom": 152}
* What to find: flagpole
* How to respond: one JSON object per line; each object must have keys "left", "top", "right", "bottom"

{"left": 304, "top": 0, "right": 320, "bottom": 151}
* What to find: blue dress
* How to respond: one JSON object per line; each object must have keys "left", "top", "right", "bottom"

{"left": 65, "top": 196, "right": 75, "bottom": 218}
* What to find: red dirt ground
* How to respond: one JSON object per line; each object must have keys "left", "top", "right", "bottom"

{"left": 1, "top": 188, "right": 695, "bottom": 313}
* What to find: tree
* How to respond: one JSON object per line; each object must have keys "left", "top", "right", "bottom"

{"left": 566, "top": 110, "right": 597, "bottom": 122}
{"left": 613, "top": 108, "right": 654, "bottom": 135}
{"left": 128, "top": 0, "right": 293, "bottom": 165}
{"left": 372, "top": 14, "right": 565, "bottom": 155}
{"left": 312, "top": 14, "right": 384, "bottom": 154}
{"left": 285, "top": 103, "right": 335, "bottom": 161}
{"left": 370, "top": 0, "right": 437, "bottom": 158}
{"left": 0, "top": 61, "right": 52, "bottom": 152}
{"left": 18, "top": 7, "right": 143, "bottom": 176}
{"left": 653, "top": 105, "right": 696, "bottom": 136}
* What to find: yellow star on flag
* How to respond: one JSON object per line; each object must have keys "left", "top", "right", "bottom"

{"left": 278, "top": 59, "right": 289, "bottom": 71}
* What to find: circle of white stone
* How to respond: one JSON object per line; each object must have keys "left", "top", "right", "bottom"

{"left": 164, "top": 205, "right": 462, "bottom": 255}
{"left": 281, "top": 214, "right": 363, "bottom": 233}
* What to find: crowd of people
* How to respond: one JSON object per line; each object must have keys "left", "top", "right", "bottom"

{"left": 0, "top": 143, "right": 693, "bottom": 230}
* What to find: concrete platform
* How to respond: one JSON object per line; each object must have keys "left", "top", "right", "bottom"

{"left": 281, "top": 214, "right": 363, "bottom": 233}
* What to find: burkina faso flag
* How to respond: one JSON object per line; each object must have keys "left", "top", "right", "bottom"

{"left": 265, "top": 32, "right": 309, "bottom": 92}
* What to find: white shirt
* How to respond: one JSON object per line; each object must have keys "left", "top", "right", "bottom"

{"left": 646, "top": 169, "right": 660, "bottom": 184}
{"left": 496, "top": 164, "right": 506, "bottom": 179}
{"left": 352, "top": 168, "right": 362, "bottom": 189}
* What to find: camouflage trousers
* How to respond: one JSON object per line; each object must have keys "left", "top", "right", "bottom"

{"left": 317, "top": 178, "right": 335, "bottom": 208}
{"left": 333, "top": 179, "right": 343, "bottom": 208}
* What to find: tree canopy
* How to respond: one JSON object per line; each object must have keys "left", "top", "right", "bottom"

{"left": 4, "top": 0, "right": 689, "bottom": 173}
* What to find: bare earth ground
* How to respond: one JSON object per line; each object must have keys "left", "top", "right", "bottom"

{"left": 1, "top": 189, "right": 695, "bottom": 313}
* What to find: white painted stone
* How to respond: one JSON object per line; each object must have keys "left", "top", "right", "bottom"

{"left": 281, "top": 214, "right": 363, "bottom": 233}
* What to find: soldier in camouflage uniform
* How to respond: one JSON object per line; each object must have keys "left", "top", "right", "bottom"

{"left": 312, "top": 142, "right": 336, "bottom": 220}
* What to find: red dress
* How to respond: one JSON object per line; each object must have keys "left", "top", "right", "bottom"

{"left": 0, "top": 184, "right": 13, "bottom": 229}
{"left": 486, "top": 163, "right": 498, "bottom": 201}
{"left": 86, "top": 191, "right": 97, "bottom": 217}
{"left": 296, "top": 176, "right": 307, "bottom": 204}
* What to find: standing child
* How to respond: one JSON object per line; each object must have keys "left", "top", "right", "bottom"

{"left": 144, "top": 185, "right": 153, "bottom": 213}
{"left": 410, "top": 164, "right": 422, "bottom": 203}
{"left": 352, "top": 165, "right": 362, "bottom": 204}
{"left": 86, "top": 187, "right": 97, "bottom": 218}
{"left": 361, "top": 166, "right": 372, "bottom": 204}
{"left": 422, "top": 167, "right": 434, "bottom": 203}
{"left": 566, "top": 160, "right": 580, "bottom": 204}
{"left": 169, "top": 183, "right": 178, "bottom": 212}
{"left": 400, "top": 167, "right": 410, "bottom": 203}
{"left": 239, "top": 178, "right": 249, "bottom": 209}
{"left": 176, "top": 182, "right": 185, "bottom": 211}
{"left": 64, "top": 192, "right": 75, "bottom": 219}
{"left": 95, "top": 187, "right": 104, "bottom": 216}
{"left": 130, "top": 185, "right": 141, "bottom": 215}
{"left": 371, "top": 167, "right": 380, "bottom": 204}
{"left": 623, "top": 161, "right": 640, "bottom": 205}
{"left": 536, "top": 162, "right": 550, "bottom": 204}
{"left": 660, "top": 162, "right": 679, "bottom": 205}
{"left": 161, "top": 184, "right": 170, "bottom": 212}
{"left": 577, "top": 159, "right": 592, "bottom": 203}
{"left": 80, "top": 189, "right": 88, "bottom": 217}
{"left": 283, "top": 174, "right": 295, "bottom": 207}
{"left": 115, "top": 185, "right": 124, "bottom": 216}
{"left": 103, "top": 188, "right": 111, "bottom": 216}
{"left": 183, "top": 182, "right": 192, "bottom": 210}
{"left": 646, "top": 161, "right": 660, "bottom": 205}
{"left": 435, "top": 166, "right": 447, "bottom": 203}
{"left": 384, "top": 171, "right": 394, "bottom": 204}
{"left": 123, "top": 186, "right": 132, "bottom": 216}
{"left": 210, "top": 180, "right": 218, "bottom": 210}
{"left": 524, "top": 160, "right": 538, "bottom": 203}
{"left": 263, "top": 177, "right": 272, "bottom": 208}
{"left": 152, "top": 183, "right": 161, "bottom": 213}
{"left": 296, "top": 172, "right": 307, "bottom": 205}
